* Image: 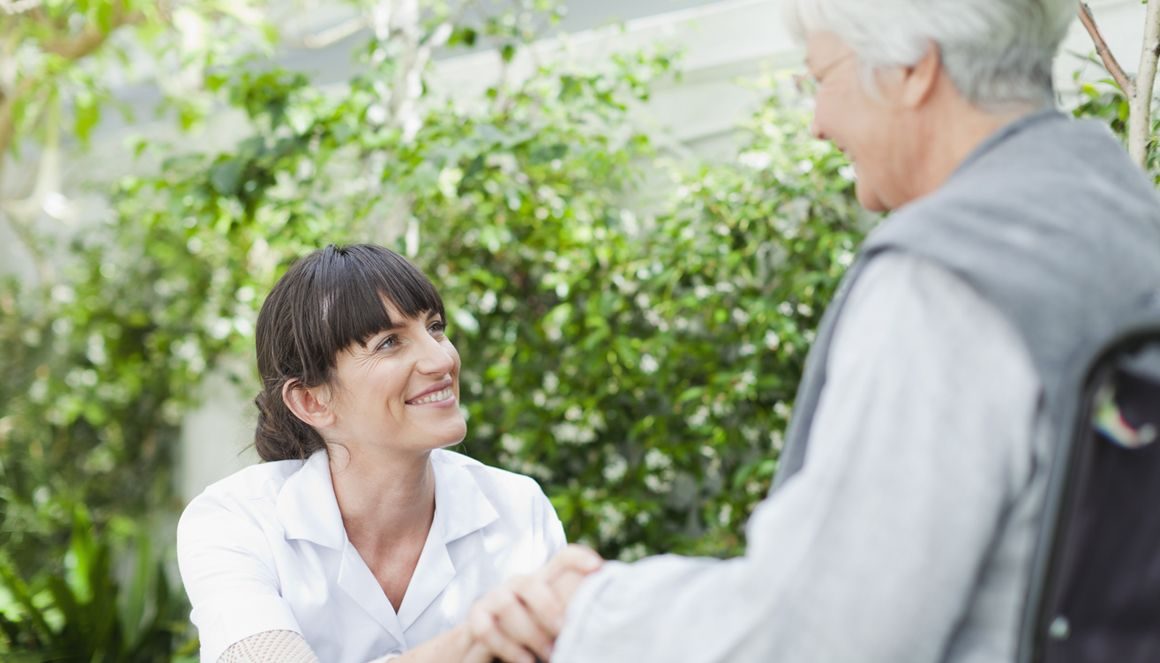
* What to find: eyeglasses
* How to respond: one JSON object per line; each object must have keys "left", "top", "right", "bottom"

{"left": 793, "top": 52, "right": 856, "bottom": 94}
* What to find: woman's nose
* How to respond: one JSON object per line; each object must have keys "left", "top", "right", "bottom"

{"left": 415, "top": 335, "right": 454, "bottom": 375}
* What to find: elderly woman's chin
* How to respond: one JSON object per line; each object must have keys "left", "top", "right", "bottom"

{"left": 854, "top": 184, "right": 888, "bottom": 213}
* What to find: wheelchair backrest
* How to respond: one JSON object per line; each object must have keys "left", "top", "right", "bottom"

{"left": 1020, "top": 300, "right": 1160, "bottom": 663}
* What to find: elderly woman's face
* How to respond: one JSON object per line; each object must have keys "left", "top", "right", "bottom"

{"left": 326, "top": 300, "right": 466, "bottom": 456}
{"left": 804, "top": 32, "right": 910, "bottom": 212}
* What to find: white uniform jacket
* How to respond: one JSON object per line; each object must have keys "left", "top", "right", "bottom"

{"left": 177, "top": 448, "right": 566, "bottom": 663}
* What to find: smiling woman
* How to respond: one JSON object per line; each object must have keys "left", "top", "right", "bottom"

{"left": 254, "top": 245, "right": 466, "bottom": 464}
{"left": 176, "top": 244, "right": 597, "bottom": 663}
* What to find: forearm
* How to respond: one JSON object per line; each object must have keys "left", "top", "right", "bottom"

{"left": 217, "top": 631, "right": 319, "bottom": 663}
{"left": 216, "top": 626, "right": 484, "bottom": 663}
{"left": 554, "top": 555, "right": 765, "bottom": 663}
{"left": 394, "top": 624, "right": 491, "bottom": 663}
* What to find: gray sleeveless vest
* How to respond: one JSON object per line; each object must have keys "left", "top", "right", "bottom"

{"left": 772, "top": 109, "right": 1160, "bottom": 490}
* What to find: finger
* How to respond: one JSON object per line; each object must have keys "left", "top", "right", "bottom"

{"left": 511, "top": 575, "right": 567, "bottom": 635}
{"left": 549, "top": 567, "right": 592, "bottom": 605}
{"left": 462, "top": 641, "right": 495, "bottom": 663}
{"left": 543, "top": 545, "right": 603, "bottom": 579}
{"left": 492, "top": 588, "right": 555, "bottom": 661}
{"left": 469, "top": 599, "right": 537, "bottom": 663}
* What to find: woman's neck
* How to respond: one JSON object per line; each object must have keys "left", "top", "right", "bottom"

{"left": 329, "top": 446, "right": 437, "bottom": 552}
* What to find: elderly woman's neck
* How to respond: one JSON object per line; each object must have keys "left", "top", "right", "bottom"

{"left": 329, "top": 447, "right": 437, "bottom": 547}
{"left": 905, "top": 94, "right": 1046, "bottom": 207}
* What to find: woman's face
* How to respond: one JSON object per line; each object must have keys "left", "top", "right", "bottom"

{"left": 325, "top": 301, "right": 466, "bottom": 456}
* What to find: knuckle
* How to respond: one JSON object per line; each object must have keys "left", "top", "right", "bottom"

{"left": 496, "top": 590, "right": 519, "bottom": 609}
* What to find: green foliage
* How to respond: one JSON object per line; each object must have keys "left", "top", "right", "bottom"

{"left": 3, "top": 0, "right": 1158, "bottom": 654}
{"left": 1069, "top": 77, "right": 1160, "bottom": 183}
{"left": 1, "top": 1, "right": 860, "bottom": 655}
{"left": 0, "top": 0, "right": 273, "bottom": 157}
{"left": 0, "top": 507, "right": 193, "bottom": 661}
{"left": 2, "top": 21, "right": 859, "bottom": 576}
{"left": 424, "top": 83, "right": 865, "bottom": 557}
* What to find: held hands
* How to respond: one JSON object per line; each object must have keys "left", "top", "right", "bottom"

{"left": 464, "top": 545, "right": 604, "bottom": 663}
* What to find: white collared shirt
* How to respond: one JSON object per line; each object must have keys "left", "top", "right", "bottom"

{"left": 177, "top": 448, "right": 566, "bottom": 663}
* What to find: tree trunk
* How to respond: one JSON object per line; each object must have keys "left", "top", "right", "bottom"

{"left": 1128, "top": 0, "right": 1160, "bottom": 167}
{"left": 1078, "top": 1, "right": 1160, "bottom": 169}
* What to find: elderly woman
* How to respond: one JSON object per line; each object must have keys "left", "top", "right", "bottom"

{"left": 177, "top": 244, "right": 596, "bottom": 663}
{"left": 518, "top": 0, "right": 1160, "bottom": 662}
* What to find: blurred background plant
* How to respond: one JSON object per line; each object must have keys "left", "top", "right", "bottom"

{"left": 0, "top": 508, "right": 193, "bottom": 662}
{"left": 1070, "top": 75, "right": 1160, "bottom": 183}
{"left": 0, "top": 0, "right": 1156, "bottom": 659}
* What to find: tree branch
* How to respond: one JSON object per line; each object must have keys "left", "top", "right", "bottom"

{"left": 0, "top": 76, "right": 38, "bottom": 159}
{"left": 0, "top": 7, "right": 143, "bottom": 156}
{"left": 0, "top": 5, "right": 143, "bottom": 277}
{"left": 300, "top": 14, "right": 370, "bottom": 49}
{"left": 40, "top": 10, "right": 142, "bottom": 60}
{"left": 0, "top": 0, "right": 44, "bottom": 15}
{"left": 1, "top": 100, "right": 62, "bottom": 285}
{"left": 1128, "top": 0, "right": 1160, "bottom": 167}
{"left": 1078, "top": 1, "right": 1135, "bottom": 97}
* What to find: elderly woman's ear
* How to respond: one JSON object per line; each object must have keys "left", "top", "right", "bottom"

{"left": 899, "top": 42, "right": 942, "bottom": 108}
{"left": 282, "top": 378, "right": 336, "bottom": 430}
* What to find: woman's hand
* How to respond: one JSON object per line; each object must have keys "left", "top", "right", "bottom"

{"left": 466, "top": 545, "right": 604, "bottom": 663}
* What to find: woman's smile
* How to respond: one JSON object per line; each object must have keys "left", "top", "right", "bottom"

{"left": 406, "top": 383, "right": 456, "bottom": 407}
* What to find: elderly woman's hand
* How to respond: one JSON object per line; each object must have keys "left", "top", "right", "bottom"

{"left": 466, "top": 545, "right": 604, "bottom": 663}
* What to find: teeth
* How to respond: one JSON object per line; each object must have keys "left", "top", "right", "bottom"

{"left": 410, "top": 387, "right": 452, "bottom": 405}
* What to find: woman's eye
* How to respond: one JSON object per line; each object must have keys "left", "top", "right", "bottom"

{"left": 377, "top": 335, "right": 399, "bottom": 350}
{"left": 428, "top": 320, "right": 447, "bottom": 335}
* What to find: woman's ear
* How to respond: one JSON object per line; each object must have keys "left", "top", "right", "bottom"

{"left": 282, "top": 379, "right": 336, "bottom": 430}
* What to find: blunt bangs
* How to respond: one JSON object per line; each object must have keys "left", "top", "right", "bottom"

{"left": 316, "top": 244, "right": 445, "bottom": 353}
{"left": 258, "top": 244, "right": 445, "bottom": 387}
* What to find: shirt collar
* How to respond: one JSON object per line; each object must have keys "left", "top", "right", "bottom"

{"left": 277, "top": 449, "right": 347, "bottom": 549}
{"left": 275, "top": 449, "right": 500, "bottom": 550}
{"left": 430, "top": 450, "right": 500, "bottom": 543}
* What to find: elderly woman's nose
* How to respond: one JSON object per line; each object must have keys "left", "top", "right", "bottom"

{"left": 809, "top": 115, "right": 825, "bottom": 141}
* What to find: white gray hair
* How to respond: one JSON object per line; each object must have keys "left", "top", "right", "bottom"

{"left": 783, "top": 0, "right": 1076, "bottom": 109}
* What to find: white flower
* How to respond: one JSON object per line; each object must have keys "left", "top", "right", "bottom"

{"left": 640, "top": 354, "right": 658, "bottom": 375}
{"left": 738, "top": 150, "right": 772, "bottom": 170}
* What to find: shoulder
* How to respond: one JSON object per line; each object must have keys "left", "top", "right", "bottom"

{"left": 432, "top": 449, "right": 566, "bottom": 560}
{"left": 824, "top": 254, "right": 1042, "bottom": 488}
{"left": 431, "top": 449, "right": 560, "bottom": 533}
{"left": 177, "top": 460, "right": 304, "bottom": 543}
{"left": 845, "top": 254, "right": 1027, "bottom": 349}
{"left": 850, "top": 251, "right": 978, "bottom": 301}
{"left": 182, "top": 459, "right": 304, "bottom": 511}
{"left": 834, "top": 253, "right": 1040, "bottom": 426}
{"left": 432, "top": 449, "right": 550, "bottom": 504}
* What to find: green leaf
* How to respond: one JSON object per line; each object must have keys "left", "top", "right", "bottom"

{"left": 0, "top": 557, "right": 53, "bottom": 640}
{"left": 73, "top": 92, "right": 102, "bottom": 145}
{"left": 209, "top": 158, "right": 245, "bottom": 196}
{"left": 450, "top": 26, "right": 478, "bottom": 48}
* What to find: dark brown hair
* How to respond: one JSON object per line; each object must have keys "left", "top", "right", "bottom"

{"left": 253, "top": 244, "right": 445, "bottom": 461}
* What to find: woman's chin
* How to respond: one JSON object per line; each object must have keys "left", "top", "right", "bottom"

{"left": 432, "top": 420, "right": 469, "bottom": 449}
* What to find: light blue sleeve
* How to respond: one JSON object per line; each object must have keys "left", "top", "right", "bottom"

{"left": 553, "top": 254, "right": 1040, "bottom": 663}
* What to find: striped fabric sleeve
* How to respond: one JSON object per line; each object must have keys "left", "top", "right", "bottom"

{"left": 217, "top": 630, "right": 403, "bottom": 663}
{"left": 217, "top": 630, "right": 319, "bottom": 663}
